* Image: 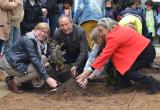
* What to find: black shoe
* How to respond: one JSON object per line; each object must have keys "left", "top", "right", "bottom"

{"left": 20, "top": 82, "right": 34, "bottom": 91}
{"left": 146, "top": 86, "right": 159, "bottom": 94}
{"left": 146, "top": 77, "right": 160, "bottom": 94}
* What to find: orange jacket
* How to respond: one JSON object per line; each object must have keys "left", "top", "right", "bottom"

{"left": 91, "top": 25, "right": 150, "bottom": 75}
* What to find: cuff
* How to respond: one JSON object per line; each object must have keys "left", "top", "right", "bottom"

{"left": 43, "top": 73, "right": 49, "bottom": 80}
{"left": 88, "top": 67, "right": 93, "bottom": 72}
{"left": 92, "top": 67, "right": 104, "bottom": 77}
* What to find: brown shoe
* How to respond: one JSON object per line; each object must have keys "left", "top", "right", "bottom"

{"left": 6, "top": 78, "right": 23, "bottom": 93}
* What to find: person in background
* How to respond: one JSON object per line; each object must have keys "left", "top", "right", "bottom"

{"left": 77, "top": 18, "right": 160, "bottom": 94}
{"left": 20, "top": 0, "right": 43, "bottom": 36}
{"left": 105, "top": 0, "right": 117, "bottom": 20}
{"left": 2, "top": 23, "right": 58, "bottom": 93}
{"left": 0, "top": 0, "right": 23, "bottom": 54}
{"left": 120, "top": 0, "right": 149, "bottom": 38}
{"left": 45, "top": 0, "right": 60, "bottom": 37}
{"left": 60, "top": 0, "right": 73, "bottom": 19}
{"left": 73, "top": 0, "right": 78, "bottom": 16}
{"left": 156, "top": 5, "right": 160, "bottom": 44}
{"left": 119, "top": 13, "right": 142, "bottom": 34}
{"left": 134, "top": 0, "right": 143, "bottom": 12}
{"left": 4, "top": 0, "right": 24, "bottom": 53}
{"left": 42, "top": 7, "right": 48, "bottom": 23}
{"left": 39, "top": 0, "right": 48, "bottom": 23}
{"left": 53, "top": 15, "right": 88, "bottom": 77}
{"left": 73, "top": 0, "right": 105, "bottom": 49}
{"left": 145, "top": 0, "right": 157, "bottom": 42}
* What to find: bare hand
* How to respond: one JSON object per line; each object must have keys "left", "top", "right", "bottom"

{"left": 76, "top": 70, "right": 91, "bottom": 83}
{"left": 79, "top": 78, "right": 88, "bottom": 89}
{"left": 71, "top": 66, "right": 77, "bottom": 78}
{"left": 46, "top": 77, "right": 58, "bottom": 88}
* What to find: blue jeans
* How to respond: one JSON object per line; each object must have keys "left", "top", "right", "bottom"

{"left": 4, "top": 26, "right": 21, "bottom": 53}
{"left": 48, "top": 14, "right": 59, "bottom": 37}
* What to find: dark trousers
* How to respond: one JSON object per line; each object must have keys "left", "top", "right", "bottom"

{"left": 64, "top": 55, "right": 87, "bottom": 74}
{"left": 48, "top": 14, "right": 59, "bottom": 37}
{"left": 121, "top": 42, "right": 158, "bottom": 87}
{"left": 148, "top": 32, "right": 153, "bottom": 42}
{"left": 0, "top": 39, "right": 3, "bottom": 53}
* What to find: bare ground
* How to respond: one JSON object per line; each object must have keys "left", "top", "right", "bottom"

{"left": 1, "top": 59, "right": 160, "bottom": 110}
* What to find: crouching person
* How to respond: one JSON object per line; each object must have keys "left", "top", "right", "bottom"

{"left": 1, "top": 23, "right": 58, "bottom": 93}
{"left": 78, "top": 18, "right": 160, "bottom": 94}
{"left": 76, "top": 27, "right": 103, "bottom": 84}
{"left": 53, "top": 15, "right": 88, "bottom": 78}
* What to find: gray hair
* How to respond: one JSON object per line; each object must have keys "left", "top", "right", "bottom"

{"left": 97, "top": 18, "right": 117, "bottom": 31}
{"left": 58, "top": 15, "right": 72, "bottom": 24}
{"left": 90, "top": 27, "right": 99, "bottom": 44}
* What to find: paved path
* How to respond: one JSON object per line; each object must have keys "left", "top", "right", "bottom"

{"left": 0, "top": 82, "right": 10, "bottom": 98}
{"left": 155, "top": 46, "right": 160, "bottom": 57}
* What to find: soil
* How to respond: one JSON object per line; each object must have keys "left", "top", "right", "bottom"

{"left": 1, "top": 58, "right": 160, "bottom": 110}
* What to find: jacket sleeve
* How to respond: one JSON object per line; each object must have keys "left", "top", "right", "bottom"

{"left": 25, "top": 39, "right": 49, "bottom": 80}
{"left": 83, "top": 43, "right": 99, "bottom": 71}
{"left": 0, "top": 0, "right": 17, "bottom": 10}
{"left": 74, "top": 30, "right": 88, "bottom": 68}
{"left": 91, "top": 34, "right": 119, "bottom": 70}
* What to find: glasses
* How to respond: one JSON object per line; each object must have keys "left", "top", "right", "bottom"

{"left": 39, "top": 29, "right": 48, "bottom": 35}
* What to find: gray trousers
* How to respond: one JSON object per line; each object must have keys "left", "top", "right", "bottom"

{"left": 1, "top": 56, "right": 39, "bottom": 85}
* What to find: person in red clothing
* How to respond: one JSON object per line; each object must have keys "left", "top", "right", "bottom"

{"left": 77, "top": 18, "right": 160, "bottom": 94}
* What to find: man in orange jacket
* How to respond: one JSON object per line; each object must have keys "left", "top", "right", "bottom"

{"left": 77, "top": 18, "right": 160, "bottom": 94}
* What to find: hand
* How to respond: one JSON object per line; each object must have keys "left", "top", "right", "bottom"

{"left": 71, "top": 66, "right": 77, "bottom": 78}
{"left": 46, "top": 77, "right": 58, "bottom": 88}
{"left": 15, "top": 0, "right": 23, "bottom": 5}
{"left": 79, "top": 78, "right": 88, "bottom": 89}
{"left": 76, "top": 70, "right": 91, "bottom": 83}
